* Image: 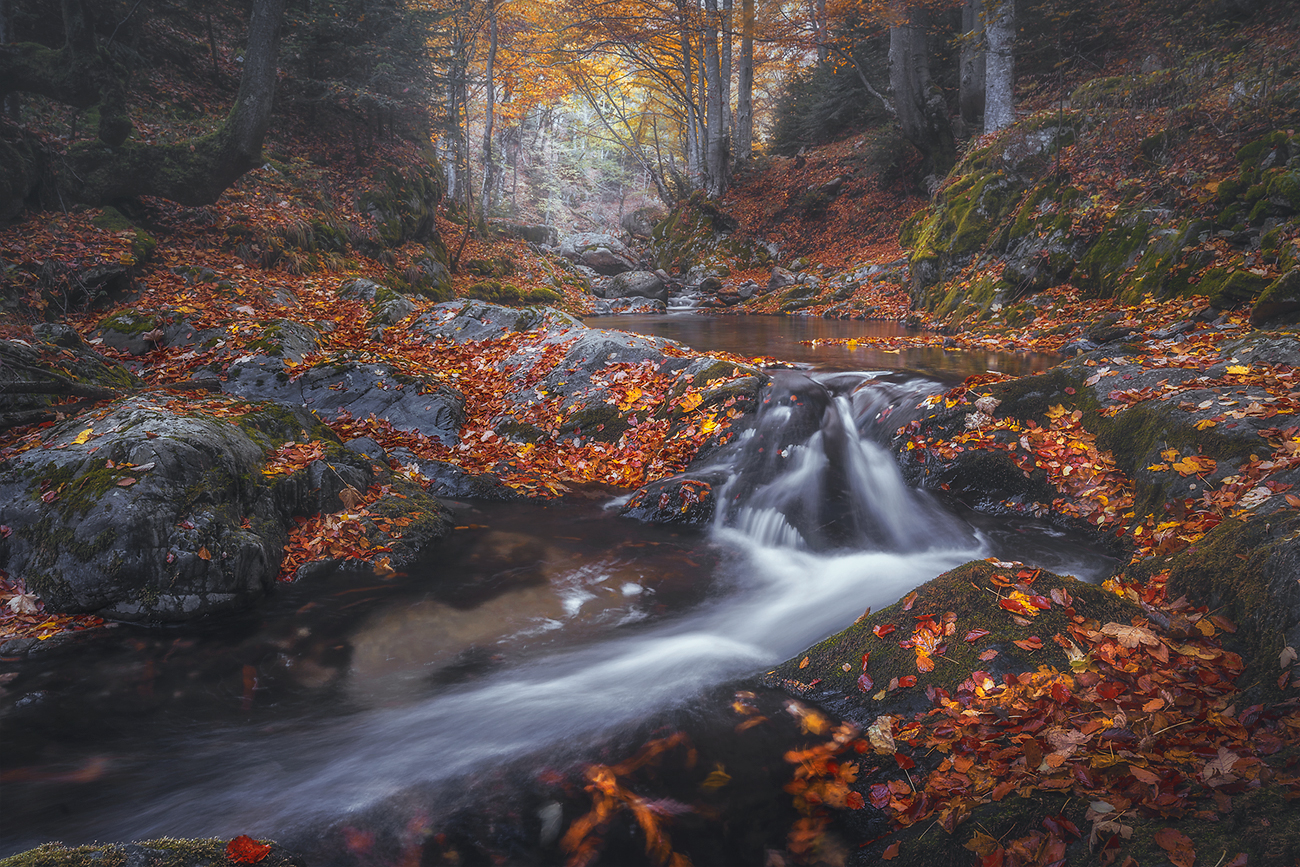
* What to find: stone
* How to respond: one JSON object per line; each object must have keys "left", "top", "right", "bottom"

{"left": 557, "top": 232, "right": 638, "bottom": 275}
{"left": 606, "top": 270, "right": 668, "bottom": 302}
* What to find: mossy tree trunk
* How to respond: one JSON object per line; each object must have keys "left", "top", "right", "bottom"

{"left": 0, "top": 0, "right": 286, "bottom": 208}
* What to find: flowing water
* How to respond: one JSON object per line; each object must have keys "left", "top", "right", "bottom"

{"left": 0, "top": 316, "right": 1111, "bottom": 861}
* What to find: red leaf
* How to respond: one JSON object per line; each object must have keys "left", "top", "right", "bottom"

{"left": 846, "top": 790, "right": 865, "bottom": 809}
{"left": 902, "top": 591, "right": 918, "bottom": 611}
{"left": 965, "top": 628, "right": 990, "bottom": 642}
{"left": 898, "top": 675, "right": 917, "bottom": 688}
{"left": 979, "top": 649, "right": 999, "bottom": 661}
{"left": 226, "top": 835, "right": 272, "bottom": 864}
{"left": 1013, "top": 636, "right": 1043, "bottom": 651}
{"left": 1050, "top": 682, "right": 1071, "bottom": 703}
{"left": 861, "top": 652, "right": 871, "bottom": 670}
{"left": 1154, "top": 828, "right": 1196, "bottom": 867}
{"left": 857, "top": 673, "right": 874, "bottom": 693}
{"left": 873, "top": 624, "right": 896, "bottom": 638}
{"left": 895, "top": 753, "right": 915, "bottom": 770}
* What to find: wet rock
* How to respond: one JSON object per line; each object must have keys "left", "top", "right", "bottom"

{"left": 620, "top": 476, "right": 716, "bottom": 527}
{"left": 606, "top": 270, "right": 667, "bottom": 302}
{"left": 494, "top": 221, "right": 558, "bottom": 246}
{"left": 389, "top": 449, "right": 522, "bottom": 501}
{"left": 1, "top": 838, "right": 304, "bottom": 867}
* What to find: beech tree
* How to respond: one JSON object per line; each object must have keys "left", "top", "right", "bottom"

{"left": 888, "top": 1, "right": 955, "bottom": 178}
{"left": 0, "top": 0, "right": 287, "bottom": 207}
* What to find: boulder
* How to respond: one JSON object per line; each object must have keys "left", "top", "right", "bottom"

{"left": 620, "top": 477, "right": 716, "bottom": 527}
{"left": 606, "top": 270, "right": 668, "bottom": 302}
{"left": 0, "top": 398, "right": 343, "bottom": 621}
{"left": 767, "top": 267, "right": 798, "bottom": 292}
{"left": 621, "top": 206, "right": 667, "bottom": 240}
{"left": 557, "top": 232, "right": 638, "bottom": 275}
{"left": 594, "top": 296, "right": 668, "bottom": 315}
{"left": 1251, "top": 268, "right": 1300, "bottom": 324}
{"left": 223, "top": 357, "right": 464, "bottom": 445}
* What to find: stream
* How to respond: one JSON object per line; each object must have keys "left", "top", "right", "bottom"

{"left": 0, "top": 315, "right": 1112, "bottom": 863}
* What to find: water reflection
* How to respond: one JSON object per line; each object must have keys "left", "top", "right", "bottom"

{"left": 582, "top": 314, "right": 1058, "bottom": 376}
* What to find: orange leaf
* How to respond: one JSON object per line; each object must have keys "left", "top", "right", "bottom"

{"left": 873, "top": 624, "right": 896, "bottom": 638}
{"left": 882, "top": 841, "right": 901, "bottom": 860}
{"left": 902, "top": 590, "right": 918, "bottom": 611}
{"left": 226, "top": 835, "right": 272, "bottom": 864}
{"left": 197, "top": 546, "right": 212, "bottom": 561}
{"left": 1013, "top": 636, "right": 1043, "bottom": 651}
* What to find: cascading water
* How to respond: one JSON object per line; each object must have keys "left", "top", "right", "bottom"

{"left": 0, "top": 368, "right": 1108, "bottom": 860}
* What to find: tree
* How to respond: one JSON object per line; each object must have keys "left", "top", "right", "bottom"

{"left": 0, "top": 0, "right": 287, "bottom": 207}
{"left": 958, "top": 0, "right": 985, "bottom": 129}
{"left": 735, "top": 0, "right": 755, "bottom": 162}
{"left": 982, "top": 0, "right": 1014, "bottom": 132}
{"left": 887, "top": 1, "right": 955, "bottom": 178}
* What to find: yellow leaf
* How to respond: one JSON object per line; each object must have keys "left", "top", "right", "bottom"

{"left": 1194, "top": 419, "right": 1218, "bottom": 430}
{"left": 1225, "top": 364, "right": 1250, "bottom": 375}
{"left": 679, "top": 392, "right": 703, "bottom": 412}
{"left": 72, "top": 428, "right": 94, "bottom": 445}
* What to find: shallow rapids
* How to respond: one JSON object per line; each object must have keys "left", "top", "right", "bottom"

{"left": 1, "top": 366, "right": 1112, "bottom": 858}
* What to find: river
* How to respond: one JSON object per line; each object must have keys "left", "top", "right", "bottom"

{"left": 0, "top": 314, "right": 1110, "bottom": 864}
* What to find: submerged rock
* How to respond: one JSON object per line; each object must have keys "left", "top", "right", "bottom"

{"left": 620, "top": 476, "right": 717, "bottom": 527}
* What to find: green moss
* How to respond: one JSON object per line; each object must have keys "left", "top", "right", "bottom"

{"left": 496, "top": 419, "right": 545, "bottom": 443}
{"left": 1196, "top": 267, "right": 1270, "bottom": 307}
{"left": 97, "top": 310, "right": 155, "bottom": 335}
{"left": 1075, "top": 212, "right": 1151, "bottom": 297}
{"left": 769, "top": 560, "right": 1139, "bottom": 707}
{"left": 91, "top": 206, "right": 134, "bottom": 232}
{"left": 0, "top": 836, "right": 301, "bottom": 867}
{"left": 1267, "top": 171, "right": 1300, "bottom": 212}
{"left": 560, "top": 404, "right": 629, "bottom": 443}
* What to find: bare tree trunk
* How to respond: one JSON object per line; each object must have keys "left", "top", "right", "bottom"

{"left": 679, "top": 4, "right": 700, "bottom": 181}
{"left": 735, "top": 0, "right": 753, "bottom": 163}
{"left": 983, "top": 0, "right": 1014, "bottom": 133}
{"left": 479, "top": 0, "right": 498, "bottom": 221}
{"left": 889, "top": 2, "right": 955, "bottom": 179}
{"left": 959, "top": 0, "right": 985, "bottom": 130}
{"left": 703, "top": 0, "right": 726, "bottom": 197}
{"left": 721, "top": 0, "right": 732, "bottom": 142}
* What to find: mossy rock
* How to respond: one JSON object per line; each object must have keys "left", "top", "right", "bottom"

{"left": 0, "top": 837, "right": 303, "bottom": 867}
{"left": 765, "top": 561, "right": 1140, "bottom": 724}
{"left": 356, "top": 151, "right": 445, "bottom": 250}
{"left": 1125, "top": 510, "right": 1300, "bottom": 702}
{"left": 558, "top": 403, "right": 629, "bottom": 443}
{"left": 1196, "top": 267, "right": 1270, "bottom": 308}
{"left": 1251, "top": 267, "right": 1300, "bottom": 324}
{"left": 1074, "top": 211, "right": 1152, "bottom": 297}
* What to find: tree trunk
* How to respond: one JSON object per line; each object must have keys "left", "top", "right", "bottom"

{"left": 735, "top": 0, "right": 754, "bottom": 162}
{"left": 479, "top": 0, "right": 498, "bottom": 221}
{"left": 721, "top": 0, "right": 732, "bottom": 142}
{"left": 983, "top": 0, "right": 1014, "bottom": 133}
{"left": 50, "top": 0, "right": 287, "bottom": 206}
{"left": 959, "top": 0, "right": 985, "bottom": 130}
{"left": 679, "top": 5, "right": 700, "bottom": 181}
{"left": 703, "top": 0, "right": 726, "bottom": 197}
{"left": 888, "top": 3, "right": 955, "bottom": 179}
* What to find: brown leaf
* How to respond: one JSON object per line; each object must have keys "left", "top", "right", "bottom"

{"left": 1101, "top": 622, "right": 1160, "bottom": 648}
{"left": 1153, "top": 827, "right": 1195, "bottom": 867}
{"left": 197, "top": 546, "right": 212, "bottom": 561}
{"left": 881, "top": 841, "right": 901, "bottom": 860}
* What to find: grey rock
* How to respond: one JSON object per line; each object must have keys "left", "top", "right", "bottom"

{"left": 557, "top": 232, "right": 637, "bottom": 275}
{"left": 606, "top": 271, "right": 668, "bottom": 302}
{"left": 223, "top": 357, "right": 464, "bottom": 445}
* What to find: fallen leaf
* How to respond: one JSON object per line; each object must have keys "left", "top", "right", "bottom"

{"left": 1281, "top": 646, "right": 1297, "bottom": 669}
{"left": 72, "top": 428, "right": 94, "bottom": 445}
{"left": 226, "top": 835, "right": 272, "bottom": 864}
{"left": 799, "top": 656, "right": 810, "bottom": 669}
{"left": 867, "top": 716, "right": 896, "bottom": 754}
{"left": 197, "top": 546, "right": 212, "bottom": 561}
{"left": 1153, "top": 827, "right": 1196, "bottom": 867}
{"left": 116, "top": 477, "right": 136, "bottom": 487}
{"left": 873, "top": 624, "right": 896, "bottom": 638}
{"left": 881, "top": 841, "right": 900, "bottom": 860}
{"left": 6, "top": 592, "right": 39, "bottom": 614}
{"left": 1101, "top": 622, "right": 1160, "bottom": 648}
